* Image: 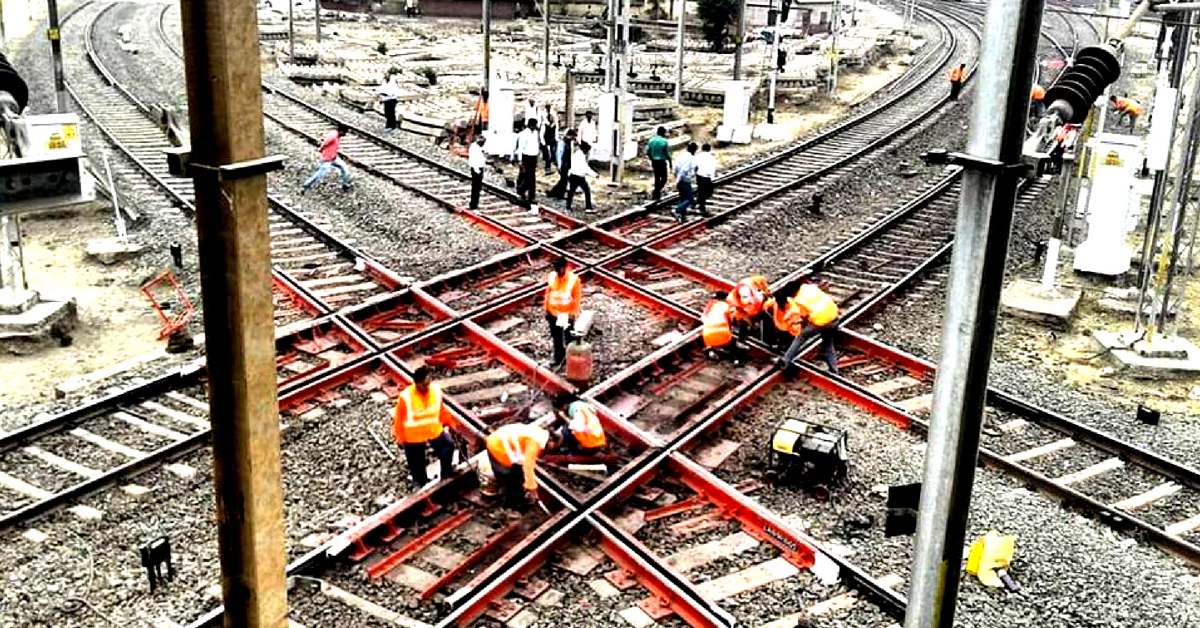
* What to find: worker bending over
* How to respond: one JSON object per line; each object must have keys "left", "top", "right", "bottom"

{"left": 392, "top": 366, "right": 458, "bottom": 487}
{"left": 486, "top": 422, "right": 562, "bottom": 509}
{"left": 948, "top": 63, "right": 966, "bottom": 100}
{"left": 544, "top": 256, "right": 583, "bottom": 367}
{"left": 702, "top": 291, "right": 739, "bottom": 363}
{"left": 553, "top": 394, "right": 606, "bottom": 455}
{"left": 727, "top": 275, "right": 777, "bottom": 346}
{"left": 778, "top": 278, "right": 841, "bottom": 374}
{"left": 1109, "top": 95, "right": 1142, "bottom": 130}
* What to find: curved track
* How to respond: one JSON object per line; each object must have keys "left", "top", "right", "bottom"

{"left": 14, "top": 3, "right": 1191, "bottom": 628}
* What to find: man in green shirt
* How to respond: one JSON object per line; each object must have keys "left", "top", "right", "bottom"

{"left": 646, "top": 126, "right": 672, "bottom": 201}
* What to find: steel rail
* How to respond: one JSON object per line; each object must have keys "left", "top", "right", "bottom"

{"left": 68, "top": 2, "right": 1051, "bottom": 624}
{"left": 796, "top": 332, "right": 1200, "bottom": 568}
{"left": 628, "top": 3, "right": 967, "bottom": 213}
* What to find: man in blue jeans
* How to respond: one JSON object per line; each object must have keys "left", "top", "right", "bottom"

{"left": 673, "top": 142, "right": 698, "bottom": 222}
{"left": 301, "top": 124, "right": 351, "bottom": 193}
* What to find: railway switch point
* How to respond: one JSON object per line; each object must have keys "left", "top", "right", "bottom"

{"left": 1000, "top": 278, "right": 1081, "bottom": 327}
{"left": 1092, "top": 331, "right": 1200, "bottom": 379}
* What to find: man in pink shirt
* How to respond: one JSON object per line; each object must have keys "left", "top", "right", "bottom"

{"left": 301, "top": 124, "right": 351, "bottom": 193}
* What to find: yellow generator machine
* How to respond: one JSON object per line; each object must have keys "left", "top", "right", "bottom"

{"left": 765, "top": 418, "right": 849, "bottom": 500}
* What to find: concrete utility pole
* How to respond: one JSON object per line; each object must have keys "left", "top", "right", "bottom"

{"left": 315, "top": 0, "right": 321, "bottom": 43}
{"left": 733, "top": 0, "right": 746, "bottom": 80}
{"left": 904, "top": 0, "right": 915, "bottom": 47}
{"left": 610, "top": 0, "right": 630, "bottom": 183}
{"left": 605, "top": 0, "right": 615, "bottom": 90}
{"left": 47, "top": 0, "right": 66, "bottom": 113}
{"left": 766, "top": 0, "right": 780, "bottom": 123}
{"left": 178, "top": 1, "right": 287, "bottom": 627}
{"left": 828, "top": 0, "right": 840, "bottom": 94}
{"left": 288, "top": 0, "right": 295, "bottom": 60}
{"left": 675, "top": 0, "right": 685, "bottom": 103}
{"left": 543, "top": 0, "right": 550, "bottom": 84}
{"left": 565, "top": 68, "right": 576, "bottom": 128}
{"left": 903, "top": 0, "right": 1045, "bottom": 627}
{"left": 483, "top": 0, "right": 492, "bottom": 94}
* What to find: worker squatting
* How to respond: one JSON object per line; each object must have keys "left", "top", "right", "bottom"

{"left": 389, "top": 255, "right": 597, "bottom": 509}
{"left": 392, "top": 366, "right": 605, "bottom": 510}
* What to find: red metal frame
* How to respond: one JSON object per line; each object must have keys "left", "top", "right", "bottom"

{"left": 140, "top": 269, "right": 195, "bottom": 339}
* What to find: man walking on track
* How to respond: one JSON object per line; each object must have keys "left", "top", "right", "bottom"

{"left": 948, "top": 63, "right": 966, "bottom": 100}
{"left": 544, "top": 255, "right": 582, "bottom": 367}
{"left": 513, "top": 118, "right": 541, "bottom": 205}
{"left": 392, "top": 366, "right": 458, "bottom": 487}
{"left": 566, "top": 141, "right": 596, "bottom": 214}
{"left": 646, "top": 126, "right": 672, "bottom": 201}
{"left": 695, "top": 143, "right": 716, "bottom": 217}
{"left": 547, "top": 129, "right": 576, "bottom": 199}
{"left": 301, "top": 124, "right": 351, "bottom": 193}
{"left": 778, "top": 278, "right": 841, "bottom": 374}
{"left": 468, "top": 134, "right": 487, "bottom": 210}
{"left": 673, "top": 142, "right": 698, "bottom": 222}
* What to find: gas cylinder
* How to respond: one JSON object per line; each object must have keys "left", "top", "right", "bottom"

{"left": 565, "top": 337, "right": 593, "bottom": 384}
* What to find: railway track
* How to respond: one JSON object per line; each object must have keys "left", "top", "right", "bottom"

{"left": 16, "top": 2, "right": 1184, "bottom": 628}
{"left": 800, "top": 330, "right": 1200, "bottom": 566}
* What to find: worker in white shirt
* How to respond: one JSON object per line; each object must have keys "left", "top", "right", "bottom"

{"left": 512, "top": 118, "right": 542, "bottom": 205}
{"left": 566, "top": 141, "right": 596, "bottom": 214}
{"left": 468, "top": 134, "right": 487, "bottom": 210}
{"left": 378, "top": 73, "right": 401, "bottom": 134}
{"left": 672, "top": 142, "right": 698, "bottom": 222}
{"left": 694, "top": 143, "right": 716, "bottom": 217}
{"left": 577, "top": 111, "right": 598, "bottom": 147}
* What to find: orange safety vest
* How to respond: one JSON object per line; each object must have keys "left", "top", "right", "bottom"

{"left": 949, "top": 66, "right": 965, "bottom": 83}
{"left": 545, "top": 271, "right": 582, "bottom": 317}
{"left": 1031, "top": 85, "right": 1046, "bottom": 101}
{"left": 475, "top": 98, "right": 490, "bottom": 123}
{"left": 727, "top": 282, "right": 765, "bottom": 318}
{"left": 794, "top": 284, "right": 839, "bottom": 327}
{"left": 394, "top": 383, "right": 446, "bottom": 444}
{"left": 1114, "top": 97, "right": 1143, "bottom": 116}
{"left": 702, "top": 300, "right": 734, "bottom": 348}
{"left": 773, "top": 297, "right": 806, "bottom": 336}
{"left": 568, "top": 402, "right": 606, "bottom": 449}
{"left": 486, "top": 424, "right": 549, "bottom": 491}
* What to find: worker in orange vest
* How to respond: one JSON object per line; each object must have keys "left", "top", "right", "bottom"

{"left": 778, "top": 278, "right": 841, "bottom": 374}
{"left": 948, "top": 63, "right": 966, "bottom": 100}
{"left": 726, "top": 276, "right": 777, "bottom": 345}
{"left": 486, "top": 422, "right": 562, "bottom": 508}
{"left": 702, "top": 291, "right": 737, "bottom": 361}
{"left": 544, "top": 256, "right": 583, "bottom": 367}
{"left": 392, "top": 366, "right": 458, "bottom": 487}
{"left": 1030, "top": 83, "right": 1046, "bottom": 120}
{"left": 553, "top": 394, "right": 607, "bottom": 455}
{"left": 1109, "top": 95, "right": 1143, "bottom": 130}
{"left": 473, "top": 88, "right": 490, "bottom": 134}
